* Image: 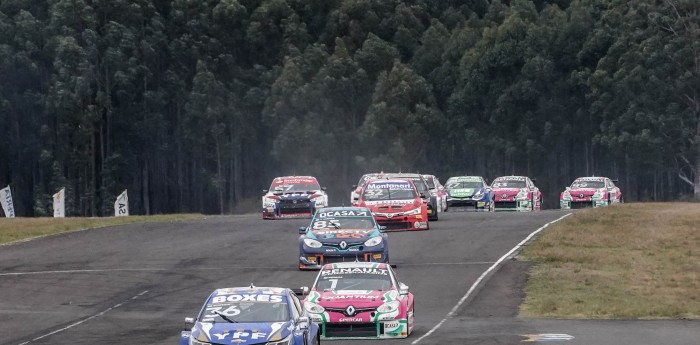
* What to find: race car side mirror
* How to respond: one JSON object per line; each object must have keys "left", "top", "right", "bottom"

{"left": 419, "top": 193, "right": 427, "bottom": 198}
{"left": 298, "top": 316, "right": 310, "bottom": 330}
{"left": 184, "top": 317, "right": 194, "bottom": 328}
{"left": 262, "top": 189, "right": 268, "bottom": 193}
{"left": 298, "top": 226, "right": 307, "bottom": 234}
{"left": 399, "top": 283, "right": 409, "bottom": 295}
{"left": 321, "top": 186, "right": 327, "bottom": 191}
{"left": 291, "top": 287, "right": 309, "bottom": 296}
{"left": 565, "top": 187, "right": 570, "bottom": 190}
{"left": 352, "top": 184, "right": 357, "bottom": 189}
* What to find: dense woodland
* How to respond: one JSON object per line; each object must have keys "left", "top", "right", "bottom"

{"left": 0, "top": 0, "right": 698, "bottom": 216}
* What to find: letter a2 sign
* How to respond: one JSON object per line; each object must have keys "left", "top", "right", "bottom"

{"left": 114, "top": 190, "right": 129, "bottom": 217}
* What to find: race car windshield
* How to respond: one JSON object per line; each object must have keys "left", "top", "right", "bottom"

{"left": 311, "top": 217, "right": 375, "bottom": 230}
{"left": 362, "top": 187, "right": 416, "bottom": 200}
{"left": 571, "top": 180, "right": 605, "bottom": 188}
{"left": 199, "top": 301, "right": 289, "bottom": 323}
{"left": 446, "top": 181, "right": 482, "bottom": 189}
{"left": 272, "top": 183, "right": 321, "bottom": 193}
{"left": 316, "top": 271, "right": 393, "bottom": 291}
{"left": 492, "top": 180, "right": 526, "bottom": 188}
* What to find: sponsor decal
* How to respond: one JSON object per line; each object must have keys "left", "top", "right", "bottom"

{"left": 384, "top": 321, "right": 400, "bottom": 329}
{"left": 233, "top": 331, "right": 267, "bottom": 340}
{"left": 318, "top": 210, "right": 369, "bottom": 217}
{"left": 211, "top": 294, "right": 284, "bottom": 303}
{"left": 339, "top": 317, "right": 363, "bottom": 322}
{"left": 272, "top": 177, "right": 317, "bottom": 185}
{"left": 324, "top": 295, "right": 376, "bottom": 299}
{"left": 367, "top": 182, "right": 412, "bottom": 190}
{"left": 364, "top": 200, "right": 413, "bottom": 206}
{"left": 312, "top": 229, "right": 373, "bottom": 236}
{"left": 321, "top": 268, "right": 388, "bottom": 276}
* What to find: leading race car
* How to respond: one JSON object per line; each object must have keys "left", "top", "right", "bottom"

{"left": 262, "top": 176, "right": 328, "bottom": 219}
{"left": 298, "top": 207, "right": 389, "bottom": 270}
{"left": 301, "top": 262, "right": 414, "bottom": 339}
{"left": 354, "top": 178, "right": 429, "bottom": 231}
{"left": 560, "top": 176, "right": 623, "bottom": 209}
{"left": 491, "top": 176, "right": 542, "bottom": 211}
{"left": 180, "top": 286, "right": 320, "bottom": 345}
{"left": 444, "top": 176, "right": 494, "bottom": 211}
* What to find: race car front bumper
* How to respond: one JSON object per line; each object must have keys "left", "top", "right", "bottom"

{"left": 299, "top": 252, "right": 388, "bottom": 269}
{"left": 319, "top": 319, "right": 410, "bottom": 339}
{"left": 263, "top": 199, "right": 321, "bottom": 219}
{"left": 446, "top": 198, "right": 490, "bottom": 210}
{"left": 560, "top": 199, "right": 608, "bottom": 209}
{"left": 494, "top": 199, "right": 532, "bottom": 211}
{"left": 374, "top": 217, "right": 428, "bottom": 231}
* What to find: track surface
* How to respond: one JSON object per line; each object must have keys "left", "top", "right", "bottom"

{"left": 1, "top": 211, "right": 697, "bottom": 345}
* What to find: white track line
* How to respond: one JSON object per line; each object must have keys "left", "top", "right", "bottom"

{"left": 17, "top": 290, "right": 149, "bottom": 345}
{"left": 411, "top": 213, "right": 573, "bottom": 344}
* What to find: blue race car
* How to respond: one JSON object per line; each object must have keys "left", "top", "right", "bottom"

{"left": 181, "top": 286, "right": 320, "bottom": 345}
{"left": 298, "top": 207, "right": 389, "bottom": 270}
{"left": 444, "top": 176, "right": 494, "bottom": 211}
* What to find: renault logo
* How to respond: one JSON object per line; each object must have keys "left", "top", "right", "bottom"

{"left": 501, "top": 194, "right": 508, "bottom": 199}
{"left": 579, "top": 194, "right": 584, "bottom": 198}
{"left": 293, "top": 200, "right": 297, "bottom": 204}
{"left": 339, "top": 241, "right": 347, "bottom": 249}
{"left": 345, "top": 305, "right": 356, "bottom": 316}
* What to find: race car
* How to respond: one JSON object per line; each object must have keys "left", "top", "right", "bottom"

{"left": 561, "top": 176, "right": 623, "bottom": 209}
{"left": 180, "top": 285, "right": 320, "bottom": 345}
{"left": 422, "top": 174, "right": 448, "bottom": 212}
{"left": 351, "top": 173, "right": 383, "bottom": 204}
{"left": 491, "top": 176, "right": 542, "bottom": 211}
{"left": 444, "top": 176, "right": 494, "bottom": 211}
{"left": 301, "top": 262, "right": 414, "bottom": 339}
{"left": 298, "top": 207, "right": 389, "bottom": 270}
{"left": 355, "top": 179, "right": 429, "bottom": 231}
{"left": 381, "top": 173, "right": 439, "bottom": 221}
{"left": 262, "top": 176, "right": 328, "bottom": 219}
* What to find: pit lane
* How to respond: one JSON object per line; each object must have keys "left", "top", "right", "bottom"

{"left": 0, "top": 211, "right": 567, "bottom": 345}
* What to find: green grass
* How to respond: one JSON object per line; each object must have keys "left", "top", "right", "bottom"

{"left": 0, "top": 214, "right": 205, "bottom": 245}
{"left": 520, "top": 203, "right": 700, "bottom": 319}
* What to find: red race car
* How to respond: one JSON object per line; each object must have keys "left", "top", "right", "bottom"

{"left": 491, "top": 176, "right": 542, "bottom": 211}
{"left": 560, "top": 176, "right": 622, "bottom": 209}
{"left": 355, "top": 179, "right": 429, "bottom": 231}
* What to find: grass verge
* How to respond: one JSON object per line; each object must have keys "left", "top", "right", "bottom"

{"left": 520, "top": 203, "right": 700, "bottom": 319}
{"left": 0, "top": 214, "right": 205, "bottom": 245}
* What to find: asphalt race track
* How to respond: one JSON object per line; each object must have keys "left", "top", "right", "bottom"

{"left": 1, "top": 211, "right": 698, "bottom": 345}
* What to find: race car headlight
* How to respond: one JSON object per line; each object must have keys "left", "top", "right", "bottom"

{"left": 592, "top": 189, "right": 605, "bottom": 199}
{"left": 267, "top": 335, "right": 292, "bottom": 345}
{"left": 303, "top": 238, "right": 322, "bottom": 248}
{"left": 403, "top": 207, "right": 422, "bottom": 215}
{"left": 377, "top": 300, "right": 400, "bottom": 313}
{"left": 364, "top": 236, "right": 383, "bottom": 247}
{"left": 562, "top": 191, "right": 572, "bottom": 200}
{"left": 304, "top": 301, "right": 325, "bottom": 314}
{"left": 264, "top": 197, "right": 279, "bottom": 204}
{"left": 190, "top": 338, "right": 211, "bottom": 345}
{"left": 472, "top": 191, "right": 484, "bottom": 199}
{"left": 515, "top": 189, "right": 528, "bottom": 200}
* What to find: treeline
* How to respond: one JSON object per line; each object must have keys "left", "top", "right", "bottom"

{"left": 0, "top": 0, "right": 698, "bottom": 215}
